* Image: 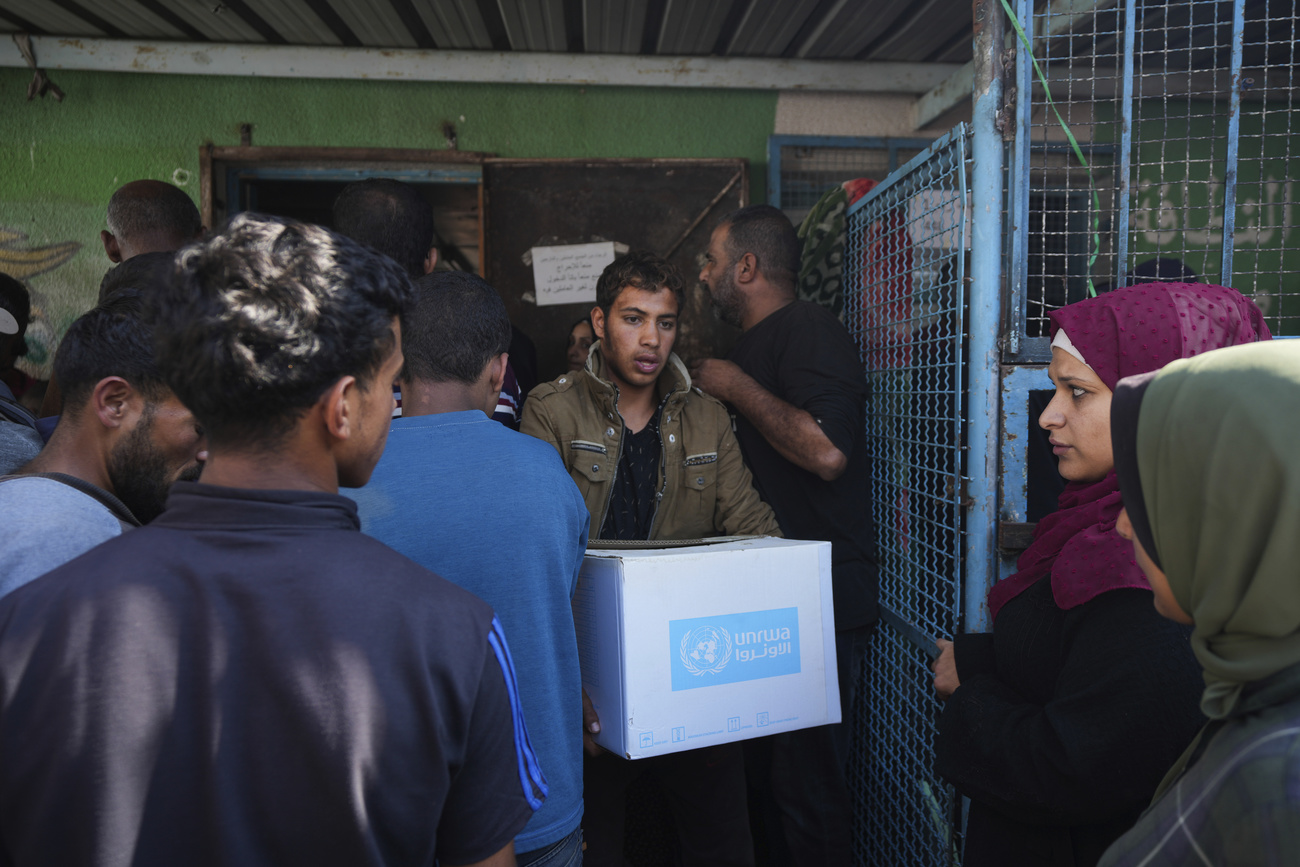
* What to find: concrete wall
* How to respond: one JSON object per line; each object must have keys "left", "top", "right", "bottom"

{"left": 0, "top": 68, "right": 781, "bottom": 374}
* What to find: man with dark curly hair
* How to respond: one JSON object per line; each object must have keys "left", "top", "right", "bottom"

{"left": 0, "top": 214, "right": 544, "bottom": 867}
{"left": 522, "top": 249, "right": 779, "bottom": 867}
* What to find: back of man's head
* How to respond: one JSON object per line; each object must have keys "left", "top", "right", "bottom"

{"left": 55, "top": 293, "right": 166, "bottom": 418}
{"left": 403, "top": 271, "right": 511, "bottom": 385}
{"left": 594, "top": 250, "right": 684, "bottom": 315}
{"left": 332, "top": 178, "right": 436, "bottom": 279}
{"left": 105, "top": 180, "right": 202, "bottom": 258}
{"left": 98, "top": 250, "right": 175, "bottom": 305}
{"left": 719, "top": 204, "right": 801, "bottom": 292}
{"left": 154, "top": 213, "right": 413, "bottom": 450}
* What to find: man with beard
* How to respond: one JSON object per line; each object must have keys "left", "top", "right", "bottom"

{"left": 522, "top": 249, "right": 778, "bottom": 867}
{"left": 0, "top": 292, "right": 206, "bottom": 595}
{"left": 692, "top": 205, "right": 876, "bottom": 867}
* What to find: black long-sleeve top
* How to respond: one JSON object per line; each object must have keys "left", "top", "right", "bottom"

{"left": 935, "top": 576, "right": 1206, "bottom": 867}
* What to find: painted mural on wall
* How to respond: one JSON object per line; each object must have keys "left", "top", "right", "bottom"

{"left": 0, "top": 227, "right": 81, "bottom": 379}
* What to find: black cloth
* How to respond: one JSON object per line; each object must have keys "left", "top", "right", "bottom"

{"left": 510, "top": 325, "right": 539, "bottom": 400}
{"left": 598, "top": 409, "right": 662, "bottom": 541}
{"left": 0, "top": 482, "right": 536, "bottom": 867}
{"left": 727, "top": 300, "right": 873, "bottom": 867}
{"left": 936, "top": 578, "right": 1206, "bottom": 867}
{"left": 582, "top": 745, "right": 754, "bottom": 867}
{"left": 727, "top": 300, "right": 877, "bottom": 629}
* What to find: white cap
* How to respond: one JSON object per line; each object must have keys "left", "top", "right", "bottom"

{"left": 0, "top": 308, "right": 18, "bottom": 336}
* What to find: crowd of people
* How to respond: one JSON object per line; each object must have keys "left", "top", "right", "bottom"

{"left": 0, "top": 173, "right": 1294, "bottom": 867}
{"left": 0, "top": 180, "right": 872, "bottom": 867}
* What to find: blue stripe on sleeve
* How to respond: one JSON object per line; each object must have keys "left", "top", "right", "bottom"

{"left": 487, "top": 615, "right": 548, "bottom": 811}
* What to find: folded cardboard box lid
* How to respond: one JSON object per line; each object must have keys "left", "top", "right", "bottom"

{"left": 575, "top": 536, "right": 838, "bottom": 759}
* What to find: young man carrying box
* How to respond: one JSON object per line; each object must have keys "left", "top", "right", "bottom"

{"left": 522, "top": 250, "right": 780, "bottom": 867}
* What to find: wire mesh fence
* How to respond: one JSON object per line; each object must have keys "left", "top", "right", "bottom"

{"left": 1229, "top": 0, "right": 1299, "bottom": 326}
{"left": 1009, "top": 0, "right": 1300, "bottom": 355}
{"left": 770, "top": 137, "right": 933, "bottom": 228}
{"left": 843, "top": 124, "right": 970, "bottom": 867}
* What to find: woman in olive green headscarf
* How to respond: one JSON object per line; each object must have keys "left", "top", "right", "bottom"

{"left": 1100, "top": 339, "right": 1300, "bottom": 867}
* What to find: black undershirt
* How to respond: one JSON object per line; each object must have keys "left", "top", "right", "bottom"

{"left": 598, "top": 410, "right": 662, "bottom": 541}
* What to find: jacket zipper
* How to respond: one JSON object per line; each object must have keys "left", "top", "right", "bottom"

{"left": 643, "top": 389, "right": 677, "bottom": 540}
{"left": 598, "top": 384, "right": 622, "bottom": 534}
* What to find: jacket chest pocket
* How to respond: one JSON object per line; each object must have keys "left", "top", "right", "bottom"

{"left": 680, "top": 453, "right": 719, "bottom": 528}
{"left": 571, "top": 440, "right": 614, "bottom": 487}
{"left": 683, "top": 453, "right": 719, "bottom": 491}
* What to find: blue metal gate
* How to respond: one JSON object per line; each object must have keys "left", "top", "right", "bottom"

{"left": 1006, "top": 0, "right": 1300, "bottom": 364}
{"left": 841, "top": 1, "right": 1299, "bottom": 863}
{"left": 843, "top": 124, "right": 973, "bottom": 867}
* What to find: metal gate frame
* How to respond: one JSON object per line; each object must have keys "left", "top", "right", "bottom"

{"left": 849, "top": 1, "right": 1298, "bottom": 862}
{"left": 842, "top": 116, "right": 1003, "bottom": 865}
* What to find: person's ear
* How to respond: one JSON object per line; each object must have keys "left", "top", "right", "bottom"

{"left": 482, "top": 352, "right": 509, "bottom": 416}
{"left": 91, "top": 376, "right": 140, "bottom": 430}
{"left": 734, "top": 252, "right": 758, "bottom": 285}
{"left": 591, "top": 306, "right": 607, "bottom": 340}
{"left": 492, "top": 353, "right": 509, "bottom": 394}
{"left": 321, "top": 375, "right": 357, "bottom": 442}
{"left": 423, "top": 247, "right": 439, "bottom": 275}
{"left": 101, "top": 231, "right": 123, "bottom": 264}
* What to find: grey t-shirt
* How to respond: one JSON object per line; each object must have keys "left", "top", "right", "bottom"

{"left": 0, "top": 477, "right": 128, "bottom": 597}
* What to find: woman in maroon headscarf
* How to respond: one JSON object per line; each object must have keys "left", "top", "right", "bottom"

{"left": 930, "top": 283, "right": 1271, "bottom": 867}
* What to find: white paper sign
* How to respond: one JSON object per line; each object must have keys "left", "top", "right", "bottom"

{"left": 530, "top": 242, "right": 616, "bottom": 306}
{"left": 907, "top": 190, "right": 972, "bottom": 250}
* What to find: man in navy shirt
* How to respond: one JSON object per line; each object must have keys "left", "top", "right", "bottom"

{"left": 352, "top": 271, "right": 589, "bottom": 866}
{"left": 0, "top": 214, "right": 543, "bottom": 867}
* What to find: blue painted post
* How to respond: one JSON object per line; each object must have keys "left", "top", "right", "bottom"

{"left": 1220, "top": 0, "right": 1246, "bottom": 283}
{"left": 1007, "top": 0, "right": 1033, "bottom": 355}
{"left": 767, "top": 136, "right": 782, "bottom": 207}
{"left": 1116, "top": 0, "right": 1138, "bottom": 287}
{"left": 967, "top": 0, "right": 1005, "bottom": 634}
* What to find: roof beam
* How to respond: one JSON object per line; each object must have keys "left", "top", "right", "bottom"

{"left": 914, "top": 0, "right": 1118, "bottom": 128}
{"left": 0, "top": 36, "right": 961, "bottom": 92}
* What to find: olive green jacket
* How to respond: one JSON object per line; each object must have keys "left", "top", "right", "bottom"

{"left": 520, "top": 343, "right": 781, "bottom": 542}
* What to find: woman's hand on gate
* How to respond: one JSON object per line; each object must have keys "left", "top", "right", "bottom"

{"left": 932, "top": 638, "right": 960, "bottom": 699}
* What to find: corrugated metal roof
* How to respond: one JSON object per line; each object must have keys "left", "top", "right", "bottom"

{"left": 584, "top": 0, "right": 647, "bottom": 54}
{"left": 725, "top": 0, "right": 822, "bottom": 57}
{"left": 0, "top": 0, "right": 976, "bottom": 63}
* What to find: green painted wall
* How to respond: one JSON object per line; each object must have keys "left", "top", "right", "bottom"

{"left": 1092, "top": 100, "right": 1299, "bottom": 334}
{"left": 0, "top": 68, "right": 777, "bottom": 375}
{"left": 1127, "top": 100, "right": 1298, "bottom": 332}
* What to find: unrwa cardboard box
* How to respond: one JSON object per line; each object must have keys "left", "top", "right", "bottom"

{"left": 573, "top": 537, "right": 839, "bottom": 759}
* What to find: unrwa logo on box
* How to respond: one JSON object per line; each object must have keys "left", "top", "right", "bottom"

{"left": 669, "top": 607, "right": 801, "bottom": 691}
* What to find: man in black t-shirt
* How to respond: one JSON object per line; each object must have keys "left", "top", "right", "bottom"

{"left": 693, "top": 204, "right": 877, "bottom": 867}
{"left": 0, "top": 215, "right": 542, "bottom": 867}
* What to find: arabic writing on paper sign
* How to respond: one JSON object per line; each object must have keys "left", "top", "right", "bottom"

{"left": 530, "top": 242, "right": 616, "bottom": 307}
